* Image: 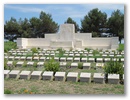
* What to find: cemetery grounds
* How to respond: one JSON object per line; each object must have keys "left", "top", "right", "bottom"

{"left": 4, "top": 42, "right": 124, "bottom": 94}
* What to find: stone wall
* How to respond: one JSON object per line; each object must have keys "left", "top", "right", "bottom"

{"left": 16, "top": 24, "right": 119, "bottom": 50}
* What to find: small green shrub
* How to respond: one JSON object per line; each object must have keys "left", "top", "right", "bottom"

{"left": 69, "top": 47, "right": 73, "bottom": 51}
{"left": 37, "top": 47, "right": 40, "bottom": 50}
{"left": 31, "top": 47, "right": 38, "bottom": 53}
{"left": 78, "top": 62, "right": 83, "bottom": 69}
{"left": 4, "top": 89, "right": 12, "bottom": 94}
{"left": 33, "top": 62, "right": 37, "bottom": 68}
{"left": 26, "top": 52, "right": 33, "bottom": 57}
{"left": 13, "top": 61, "right": 17, "bottom": 67}
{"left": 4, "top": 59, "right": 7, "bottom": 70}
{"left": 84, "top": 48, "right": 91, "bottom": 52}
{"left": 103, "top": 60, "right": 124, "bottom": 79}
{"left": 56, "top": 48, "right": 65, "bottom": 58}
{"left": 22, "top": 62, "right": 27, "bottom": 67}
{"left": 4, "top": 41, "right": 17, "bottom": 52}
{"left": 44, "top": 57, "right": 60, "bottom": 73}
{"left": 92, "top": 49, "right": 99, "bottom": 55}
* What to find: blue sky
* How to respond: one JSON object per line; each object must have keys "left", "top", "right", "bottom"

{"left": 4, "top": 4, "right": 124, "bottom": 27}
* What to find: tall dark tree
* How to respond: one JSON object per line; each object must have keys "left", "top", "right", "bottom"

{"left": 19, "top": 18, "right": 32, "bottom": 38}
{"left": 4, "top": 17, "right": 20, "bottom": 41}
{"left": 39, "top": 11, "right": 59, "bottom": 37}
{"left": 29, "top": 17, "right": 41, "bottom": 38}
{"left": 64, "top": 17, "right": 79, "bottom": 33}
{"left": 108, "top": 10, "right": 124, "bottom": 44}
{"left": 81, "top": 8, "right": 107, "bottom": 36}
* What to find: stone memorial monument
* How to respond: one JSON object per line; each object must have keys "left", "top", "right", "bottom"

{"left": 17, "top": 24, "right": 119, "bottom": 50}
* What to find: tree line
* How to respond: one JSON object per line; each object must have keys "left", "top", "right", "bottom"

{"left": 4, "top": 8, "right": 124, "bottom": 43}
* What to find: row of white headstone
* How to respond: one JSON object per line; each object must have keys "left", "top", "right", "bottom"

{"left": 4, "top": 70, "right": 123, "bottom": 84}
{"left": 5, "top": 56, "right": 124, "bottom": 62}
{"left": 6, "top": 61, "right": 124, "bottom": 69}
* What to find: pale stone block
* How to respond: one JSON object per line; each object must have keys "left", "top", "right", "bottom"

{"left": 65, "top": 51, "right": 69, "bottom": 54}
{"left": 39, "top": 53, "right": 44, "bottom": 56}
{"left": 88, "top": 54, "right": 93, "bottom": 57}
{"left": 46, "top": 57, "right": 52, "bottom": 61}
{"left": 96, "top": 58, "right": 103, "bottom": 62}
{"left": 19, "top": 71, "right": 31, "bottom": 79}
{"left": 22, "top": 53, "right": 27, "bottom": 56}
{"left": 69, "top": 51, "right": 73, "bottom": 54}
{"left": 104, "top": 58, "right": 111, "bottom": 62}
{"left": 109, "top": 52, "right": 114, "bottom": 55}
{"left": 50, "top": 53, "right": 55, "bottom": 57}
{"left": 33, "top": 57, "right": 39, "bottom": 61}
{"left": 89, "top": 51, "right": 93, "bottom": 54}
{"left": 71, "top": 63, "right": 78, "bottom": 68}
{"left": 27, "top": 62, "right": 34, "bottom": 67}
{"left": 69, "top": 53, "right": 74, "bottom": 57}
{"left": 112, "top": 58, "right": 119, "bottom": 61}
{"left": 37, "top": 62, "right": 44, "bottom": 67}
{"left": 8, "top": 56, "right": 14, "bottom": 60}
{"left": 31, "top": 71, "right": 42, "bottom": 80}
{"left": 99, "top": 52, "right": 103, "bottom": 54}
{"left": 116, "top": 55, "right": 122, "bottom": 57}
{"left": 102, "top": 54, "right": 108, "bottom": 57}
{"left": 26, "top": 57, "right": 32, "bottom": 61}
{"left": 16, "top": 50, "right": 20, "bottom": 53}
{"left": 39, "top": 57, "right": 46, "bottom": 61}
{"left": 104, "top": 52, "right": 109, "bottom": 54}
{"left": 12, "top": 53, "right": 17, "bottom": 56}
{"left": 74, "top": 57, "right": 80, "bottom": 62}
{"left": 79, "top": 51, "right": 83, "bottom": 54}
{"left": 8, "top": 50, "right": 13, "bottom": 53}
{"left": 93, "top": 73, "right": 104, "bottom": 84}
{"left": 42, "top": 71, "right": 54, "bottom": 81}
{"left": 96, "top": 63, "right": 104, "bottom": 68}
{"left": 75, "top": 53, "right": 80, "bottom": 57}
{"left": 14, "top": 56, "right": 20, "bottom": 60}
{"left": 7, "top": 61, "right": 13, "bottom": 66}
{"left": 121, "top": 52, "right": 124, "bottom": 55}
{"left": 60, "top": 62, "right": 67, "bottom": 67}
{"left": 67, "top": 72, "right": 78, "bottom": 82}
{"left": 20, "top": 56, "right": 26, "bottom": 61}
{"left": 17, "top": 53, "right": 22, "bottom": 56}
{"left": 60, "top": 57, "right": 66, "bottom": 62}
{"left": 67, "top": 57, "right": 73, "bottom": 62}
{"left": 55, "top": 72, "right": 66, "bottom": 81}
{"left": 16, "top": 61, "right": 24, "bottom": 67}
{"left": 83, "top": 63, "right": 91, "bottom": 69}
{"left": 109, "top": 54, "right": 114, "bottom": 57}
{"left": 46, "top": 51, "right": 51, "bottom": 53}
{"left": 4, "top": 70, "right": 10, "bottom": 78}
{"left": 108, "top": 74, "right": 119, "bottom": 84}
{"left": 74, "top": 51, "right": 79, "bottom": 54}
{"left": 55, "top": 51, "right": 59, "bottom": 54}
{"left": 9, "top": 70, "right": 20, "bottom": 78}
{"left": 33, "top": 53, "right": 38, "bottom": 56}
{"left": 54, "top": 57, "right": 59, "bottom": 61}
{"left": 88, "top": 58, "right": 95, "bottom": 62}
{"left": 45, "top": 53, "right": 49, "bottom": 56}
{"left": 84, "top": 51, "right": 88, "bottom": 54}
{"left": 4, "top": 56, "right": 8, "bottom": 59}
{"left": 80, "top": 72, "right": 91, "bottom": 82}
{"left": 63, "top": 53, "right": 68, "bottom": 57}
{"left": 81, "top": 58, "right": 87, "bottom": 62}
{"left": 121, "top": 58, "right": 124, "bottom": 62}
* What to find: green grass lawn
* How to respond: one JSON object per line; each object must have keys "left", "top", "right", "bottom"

{"left": 119, "top": 44, "right": 124, "bottom": 50}
{"left": 4, "top": 79, "right": 124, "bottom": 94}
{"left": 4, "top": 41, "right": 17, "bottom": 52}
